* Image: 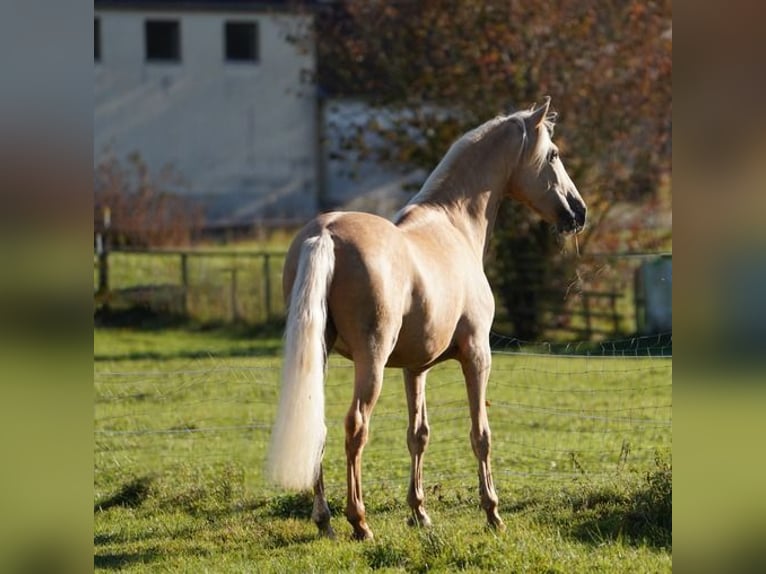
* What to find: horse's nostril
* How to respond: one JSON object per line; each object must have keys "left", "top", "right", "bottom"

{"left": 566, "top": 195, "right": 586, "bottom": 226}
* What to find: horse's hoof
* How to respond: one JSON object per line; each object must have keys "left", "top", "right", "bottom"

{"left": 487, "top": 515, "right": 506, "bottom": 532}
{"left": 407, "top": 511, "right": 433, "bottom": 528}
{"left": 351, "top": 526, "right": 374, "bottom": 541}
{"left": 317, "top": 524, "right": 336, "bottom": 540}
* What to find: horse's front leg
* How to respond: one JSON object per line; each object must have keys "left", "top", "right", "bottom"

{"left": 403, "top": 368, "right": 432, "bottom": 527}
{"left": 344, "top": 359, "right": 384, "bottom": 540}
{"left": 459, "top": 340, "right": 505, "bottom": 530}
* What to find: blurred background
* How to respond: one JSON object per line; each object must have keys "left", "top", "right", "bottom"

{"left": 40, "top": 0, "right": 766, "bottom": 572}
{"left": 87, "top": 3, "right": 677, "bottom": 571}
{"left": 17, "top": 0, "right": 766, "bottom": 571}
{"left": 93, "top": 0, "right": 672, "bottom": 345}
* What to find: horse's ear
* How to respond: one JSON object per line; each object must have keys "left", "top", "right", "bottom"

{"left": 528, "top": 97, "right": 551, "bottom": 129}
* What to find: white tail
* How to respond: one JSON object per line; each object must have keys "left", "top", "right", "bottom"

{"left": 266, "top": 231, "right": 335, "bottom": 490}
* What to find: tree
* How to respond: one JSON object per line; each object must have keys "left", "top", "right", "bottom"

{"left": 315, "top": 0, "right": 672, "bottom": 339}
{"left": 94, "top": 152, "right": 203, "bottom": 248}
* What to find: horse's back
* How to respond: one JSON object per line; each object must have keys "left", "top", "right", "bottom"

{"left": 284, "top": 211, "right": 413, "bottom": 336}
{"left": 284, "top": 211, "right": 402, "bottom": 291}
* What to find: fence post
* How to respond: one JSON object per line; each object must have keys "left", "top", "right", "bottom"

{"left": 230, "top": 268, "right": 240, "bottom": 323}
{"left": 96, "top": 206, "right": 111, "bottom": 297}
{"left": 180, "top": 252, "right": 189, "bottom": 316}
{"left": 263, "top": 253, "right": 272, "bottom": 322}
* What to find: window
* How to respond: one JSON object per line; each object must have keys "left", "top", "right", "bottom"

{"left": 145, "top": 20, "right": 180, "bottom": 62}
{"left": 225, "top": 21, "right": 259, "bottom": 63}
{"left": 95, "top": 18, "right": 101, "bottom": 62}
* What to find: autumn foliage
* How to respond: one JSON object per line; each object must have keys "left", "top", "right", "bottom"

{"left": 316, "top": 0, "right": 671, "bottom": 339}
{"left": 318, "top": 0, "right": 671, "bottom": 197}
{"left": 94, "top": 153, "right": 203, "bottom": 248}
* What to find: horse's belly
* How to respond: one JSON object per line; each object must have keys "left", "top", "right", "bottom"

{"left": 385, "top": 346, "right": 454, "bottom": 369}
{"left": 332, "top": 337, "right": 353, "bottom": 361}
{"left": 331, "top": 329, "right": 453, "bottom": 369}
{"left": 386, "top": 317, "right": 458, "bottom": 369}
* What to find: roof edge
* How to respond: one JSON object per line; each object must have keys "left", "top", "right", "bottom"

{"left": 94, "top": 1, "right": 317, "bottom": 13}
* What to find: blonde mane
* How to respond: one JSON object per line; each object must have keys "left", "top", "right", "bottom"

{"left": 399, "top": 107, "right": 557, "bottom": 215}
{"left": 399, "top": 114, "right": 518, "bottom": 213}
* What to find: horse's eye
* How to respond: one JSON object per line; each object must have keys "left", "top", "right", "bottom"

{"left": 548, "top": 149, "right": 559, "bottom": 163}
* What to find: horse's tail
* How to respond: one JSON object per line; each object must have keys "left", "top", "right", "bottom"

{"left": 267, "top": 230, "right": 335, "bottom": 491}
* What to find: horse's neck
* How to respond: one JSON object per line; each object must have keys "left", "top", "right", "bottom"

{"left": 441, "top": 185, "right": 503, "bottom": 259}
{"left": 397, "top": 145, "right": 507, "bottom": 259}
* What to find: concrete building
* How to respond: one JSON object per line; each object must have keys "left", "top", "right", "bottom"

{"left": 94, "top": 0, "right": 319, "bottom": 225}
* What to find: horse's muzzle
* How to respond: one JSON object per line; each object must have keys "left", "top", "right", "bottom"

{"left": 565, "top": 194, "right": 587, "bottom": 234}
{"left": 557, "top": 197, "right": 586, "bottom": 234}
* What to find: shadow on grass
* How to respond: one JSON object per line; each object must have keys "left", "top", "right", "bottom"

{"left": 265, "top": 491, "right": 348, "bottom": 520}
{"left": 264, "top": 530, "right": 321, "bottom": 549}
{"left": 95, "top": 306, "right": 285, "bottom": 334}
{"left": 94, "top": 308, "right": 285, "bottom": 362}
{"left": 265, "top": 492, "right": 315, "bottom": 520}
{"left": 571, "top": 465, "right": 672, "bottom": 548}
{"left": 94, "top": 476, "right": 154, "bottom": 512}
{"left": 499, "top": 457, "right": 671, "bottom": 550}
{"left": 95, "top": 551, "right": 159, "bottom": 570}
{"left": 529, "top": 463, "right": 672, "bottom": 549}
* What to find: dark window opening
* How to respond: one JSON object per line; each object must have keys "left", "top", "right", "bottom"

{"left": 95, "top": 18, "right": 101, "bottom": 62}
{"left": 145, "top": 20, "right": 180, "bottom": 62}
{"left": 225, "top": 21, "right": 259, "bottom": 63}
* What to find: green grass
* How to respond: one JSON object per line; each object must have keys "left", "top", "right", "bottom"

{"left": 95, "top": 326, "right": 671, "bottom": 572}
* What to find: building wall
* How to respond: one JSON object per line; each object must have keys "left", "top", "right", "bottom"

{"left": 320, "top": 99, "right": 426, "bottom": 218}
{"left": 95, "top": 7, "right": 318, "bottom": 224}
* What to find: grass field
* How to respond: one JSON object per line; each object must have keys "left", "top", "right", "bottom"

{"left": 94, "top": 325, "right": 671, "bottom": 572}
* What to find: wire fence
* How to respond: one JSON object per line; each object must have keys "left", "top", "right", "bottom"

{"left": 94, "top": 332, "right": 672, "bottom": 500}
{"left": 94, "top": 247, "right": 671, "bottom": 342}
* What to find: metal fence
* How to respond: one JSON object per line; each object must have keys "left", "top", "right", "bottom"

{"left": 491, "top": 251, "right": 672, "bottom": 341}
{"left": 95, "top": 248, "right": 287, "bottom": 325}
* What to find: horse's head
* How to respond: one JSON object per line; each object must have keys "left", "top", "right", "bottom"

{"left": 507, "top": 98, "right": 586, "bottom": 234}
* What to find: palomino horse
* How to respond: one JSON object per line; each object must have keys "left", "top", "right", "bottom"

{"left": 267, "top": 98, "right": 586, "bottom": 540}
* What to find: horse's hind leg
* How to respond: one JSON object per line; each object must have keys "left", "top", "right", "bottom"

{"left": 312, "top": 330, "right": 337, "bottom": 538}
{"left": 403, "top": 368, "right": 432, "bottom": 527}
{"left": 312, "top": 450, "right": 334, "bottom": 538}
{"left": 459, "top": 340, "right": 505, "bottom": 530}
{"left": 344, "top": 358, "right": 385, "bottom": 540}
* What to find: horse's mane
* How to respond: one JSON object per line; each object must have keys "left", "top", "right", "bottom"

{"left": 400, "top": 107, "right": 557, "bottom": 214}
